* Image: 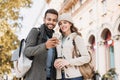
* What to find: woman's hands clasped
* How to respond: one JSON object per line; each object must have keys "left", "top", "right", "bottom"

{"left": 54, "top": 59, "right": 70, "bottom": 69}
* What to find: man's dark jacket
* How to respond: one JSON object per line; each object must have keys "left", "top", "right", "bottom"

{"left": 24, "top": 24, "right": 57, "bottom": 80}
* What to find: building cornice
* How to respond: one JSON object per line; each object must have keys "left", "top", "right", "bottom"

{"left": 59, "top": 0, "right": 78, "bottom": 14}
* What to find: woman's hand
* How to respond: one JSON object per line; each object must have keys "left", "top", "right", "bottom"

{"left": 54, "top": 59, "right": 70, "bottom": 69}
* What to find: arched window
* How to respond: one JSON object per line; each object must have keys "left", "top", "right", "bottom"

{"left": 101, "top": 29, "right": 114, "bottom": 69}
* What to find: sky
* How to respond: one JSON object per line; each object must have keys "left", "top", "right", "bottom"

{"left": 15, "top": 0, "right": 45, "bottom": 40}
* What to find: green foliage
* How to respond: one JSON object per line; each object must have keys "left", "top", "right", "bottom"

{"left": 0, "top": 0, "right": 32, "bottom": 74}
{"left": 102, "top": 68, "right": 117, "bottom": 79}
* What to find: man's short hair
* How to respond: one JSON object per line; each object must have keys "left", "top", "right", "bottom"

{"left": 44, "top": 9, "right": 58, "bottom": 18}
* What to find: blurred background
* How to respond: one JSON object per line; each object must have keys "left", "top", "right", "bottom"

{"left": 0, "top": 0, "right": 120, "bottom": 80}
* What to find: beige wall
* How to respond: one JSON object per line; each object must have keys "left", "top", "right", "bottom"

{"left": 72, "top": 0, "right": 120, "bottom": 78}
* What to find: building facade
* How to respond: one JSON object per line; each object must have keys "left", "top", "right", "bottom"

{"left": 43, "top": 0, "right": 120, "bottom": 79}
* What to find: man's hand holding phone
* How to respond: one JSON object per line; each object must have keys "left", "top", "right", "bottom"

{"left": 45, "top": 37, "right": 59, "bottom": 49}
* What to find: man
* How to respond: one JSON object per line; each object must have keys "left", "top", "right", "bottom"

{"left": 24, "top": 9, "right": 59, "bottom": 80}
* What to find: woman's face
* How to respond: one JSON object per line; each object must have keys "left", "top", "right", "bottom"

{"left": 58, "top": 20, "right": 72, "bottom": 34}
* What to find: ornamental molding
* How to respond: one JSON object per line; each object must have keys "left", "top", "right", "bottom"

{"left": 113, "top": 35, "right": 120, "bottom": 41}
{"left": 59, "top": 0, "right": 78, "bottom": 14}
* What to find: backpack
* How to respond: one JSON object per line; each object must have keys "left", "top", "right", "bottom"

{"left": 11, "top": 27, "right": 41, "bottom": 78}
{"left": 12, "top": 39, "right": 32, "bottom": 78}
{"left": 72, "top": 35, "right": 95, "bottom": 79}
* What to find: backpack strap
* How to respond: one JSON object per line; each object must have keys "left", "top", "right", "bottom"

{"left": 72, "top": 35, "right": 80, "bottom": 58}
{"left": 88, "top": 50, "right": 92, "bottom": 63}
{"left": 37, "top": 27, "right": 41, "bottom": 36}
{"left": 19, "top": 39, "right": 25, "bottom": 57}
{"left": 72, "top": 35, "right": 92, "bottom": 63}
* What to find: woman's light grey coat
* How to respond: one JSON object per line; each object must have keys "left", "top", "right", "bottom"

{"left": 56, "top": 33, "right": 90, "bottom": 79}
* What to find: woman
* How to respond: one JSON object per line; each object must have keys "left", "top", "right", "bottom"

{"left": 54, "top": 13, "right": 90, "bottom": 80}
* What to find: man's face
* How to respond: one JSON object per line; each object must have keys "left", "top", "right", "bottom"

{"left": 44, "top": 13, "right": 58, "bottom": 30}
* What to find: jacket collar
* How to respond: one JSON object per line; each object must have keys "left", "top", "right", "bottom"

{"left": 39, "top": 24, "right": 55, "bottom": 42}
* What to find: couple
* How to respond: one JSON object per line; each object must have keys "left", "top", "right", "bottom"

{"left": 24, "top": 9, "right": 90, "bottom": 80}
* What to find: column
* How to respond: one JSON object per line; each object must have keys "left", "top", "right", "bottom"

{"left": 97, "top": 41, "right": 106, "bottom": 76}
{"left": 113, "top": 35, "right": 120, "bottom": 79}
